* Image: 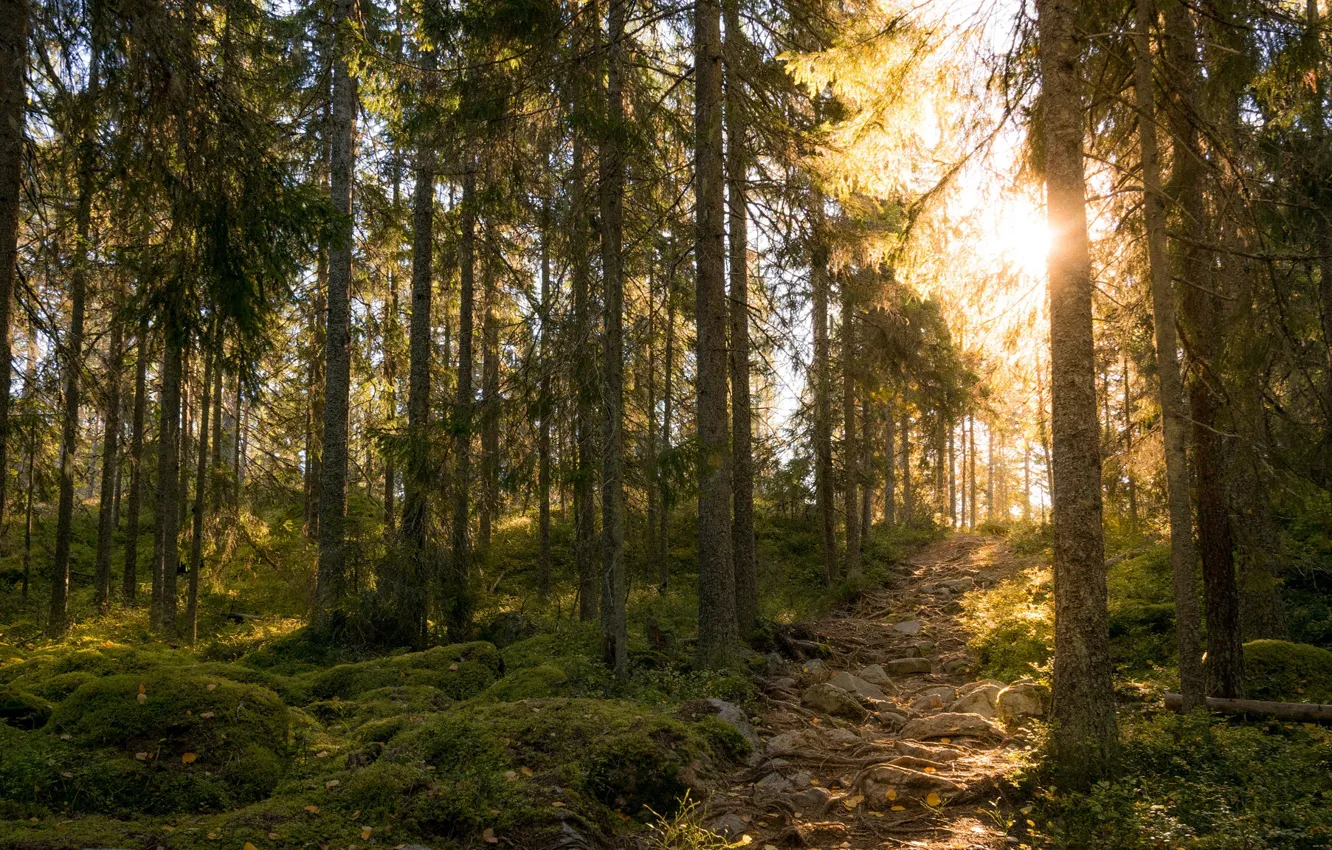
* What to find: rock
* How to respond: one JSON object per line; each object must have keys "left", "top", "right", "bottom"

{"left": 790, "top": 769, "right": 814, "bottom": 787}
{"left": 943, "top": 577, "right": 974, "bottom": 592}
{"left": 893, "top": 619, "right": 923, "bottom": 635}
{"left": 708, "top": 813, "right": 750, "bottom": 840}
{"left": 899, "top": 711, "right": 1004, "bottom": 740}
{"left": 950, "top": 684, "right": 1001, "bottom": 718}
{"left": 801, "top": 683, "right": 867, "bottom": 720}
{"left": 829, "top": 671, "right": 888, "bottom": 701}
{"left": 857, "top": 664, "right": 895, "bottom": 689}
{"left": 878, "top": 707, "right": 908, "bottom": 731}
{"left": 788, "top": 785, "right": 832, "bottom": 816}
{"left": 895, "top": 740, "right": 964, "bottom": 762}
{"left": 756, "top": 771, "right": 795, "bottom": 793}
{"left": 765, "top": 652, "right": 786, "bottom": 675}
{"left": 766, "top": 730, "right": 807, "bottom": 754}
{"left": 682, "top": 698, "right": 761, "bottom": 750}
{"left": 909, "top": 685, "right": 958, "bottom": 712}
{"left": 883, "top": 658, "right": 932, "bottom": 676}
{"left": 857, "top": 764, "right": 965, "bottom": 806}
{"left": 821, "top": 728, "right": 863, "bottom": 748}
{"left": 795, "top": 819, "right": 848, "bottom": 845}
{"left": 799, "top": 658, "right": 833, "bottom": 683}
{"left": 958, "top": 679, "right": 1006, "bottom": 696}
{"left": 997, "top": 683, "right": 1048, "bottom": 720}
{"left": 769, "top": 676, "right": 799, "bottom": 691}
{"left": 477, "top": 611, "right": 537, "bottom": 648}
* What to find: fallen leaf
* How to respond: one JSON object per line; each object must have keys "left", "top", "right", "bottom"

{"left": 923, "top": 767, "right": 936, "bottom": 774}
{"left": 520, "top": 766, "right": 533, "bottom": 777}
{"left": 939, "top": 737, "right": 951, "bottom": 744}
{"left": 206, "top": 832, "right": 220, "bottom": 840}
{"left": 268, "top": 833, "right": 280, "bottom": 840}
{"left": 58, "top": 734, "right": 71, "bottom": 741}
{"left": 503, "top": 770, "right": 518, "bottom": 781}
{"left": 59, "top": 772, "right": 73, "bottom": 778}
{"left": 162, "top": 825, "right": 175, "bottom": 832}
{"left": 483, "top": 828, "right": 498, "bottom": 844}
{"left": 181, "top": 753, "right": 198, "bottom": 764}
{"left": 925, "top": 792, "right": 942, "bottom": 807}
{"left": 315, "top": 751, "right": 330, "bottom": 758}
{"left": 325, "top": 779, "right": 340, "bottom": 789}
{"left": 206, "top": 683, "right": 218, "bottom": 691}
{"left": 884, "top": 789, "right": 897, "bottom": 801}
{"left": 360, "top": 827, "right": 372, "bottom": 840}
{"left": 201, "top": 712, "right": 215, "bottom": 720}
{"left": 842, "top": 795, "right": 863, "bottom": 809}
{"left": 551, "top": 801, "right": 565, "bottom": 808}
{"left": 244, "top": 843, "right": 259, "bottom": 850}
{"left": 891, "top": 804, "right": 906, "bottom": 812}
{"left": 304, "top": 805, "right": 320, "bottom": 814}
{"left": 351, "top": 811, "right": 360, "bottom": 820}
{"left": 448, "top": 663, "right": 459, "bottom": 671}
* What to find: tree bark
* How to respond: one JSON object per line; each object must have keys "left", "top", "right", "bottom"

{"left": 1133, "top": 0, "right": 1205, "bottom": 710}
{"left": 903, "top": 409, "right": 913, "bottom": 526}
{"left": 658, "top": 251, "right": 676, "bottom": 588}
{"left": 841, "top": 276, "right": 861, "bottom": 578}
{"left": 1036, "top": 0, "right": 1118, "bottom": 784}
{"left": 599, "top": 0, "right": 628, "bottom": 676}
{"left": 94, "top": 284, "right": 126, "bottom": 611}
{"left": 811, "top": 185, "right": 836, "bottom": 584}
{"left": 0, "top": 0, "right": 27, "bottom": 558}
{"left": 480, "top": 223, "right": 499, "bottom": 552}
{"left": 186, "top": 339, "right": 214, "bottom": 644}
{"left": 883, "top": 396, "right": 896, "bottom": 525}
{"left": 152, "top": 329, "right": 184, "bottom": 632}
{"left": 315, "top": 0, "right": 357, "bottom": 623}
{"left": 123, "top": 319, "right": 149, "bottom": 603}
{"left": 538, "top": 157, "right": 553, "bottom": 601}
{"left": 447, "top": 164, "right": 478, "bottom": 641}
{"left": 695, "top": 0, "right": 737, "bottom": 668}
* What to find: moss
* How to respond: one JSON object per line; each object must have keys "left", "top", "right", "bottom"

{"left": 1243, "top": 640, "right": 1332, "bottom": 703}
{"left": 42, "top": 670, "right": 290, "bottom": 812}
{"left": 693, "top": 713, "right": 751, "bottom": 762}
{"left": 502, "top": 628, "right": 599, "bottom": 670}
{"left": 478, "top": 664, "right": 571, "bottom": 702}
{"left": 308, "top": 684, "right": 451, "bottom": 732}
{"left": 304, "top": 641, "right": 502, "bottom": 702}
{"left": 0, "top": 686, "right": 52, "bottom": 730}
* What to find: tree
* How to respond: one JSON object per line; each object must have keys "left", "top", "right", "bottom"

{"left": 0, "top": 0, "right": 26, "bottom": 562}
{"left": 1035, "top": 0, "right": 1118, "bottom": 784}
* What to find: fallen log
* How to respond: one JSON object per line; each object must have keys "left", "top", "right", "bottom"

{"left": 1164, "top": 693, "right": 1332, "bottom": 723}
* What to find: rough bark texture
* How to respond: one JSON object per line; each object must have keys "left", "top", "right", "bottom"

{"left": 152, "top": 330, "right": 184, "bottom": 632}
{"left": 726, "top": 6, "right": 758, "bottom": 634}
{"left": 695, "top": 0, "right": 738, "bottom": 668}
{"left": 480, "top": 228, "right": 499, "bottom": 552}
{"left": 94, "top": 285, "right": 125, "bottom": 611}
{"left": 658, "top": 258, "right": 675, "bottom": 589}
{"left": 537, "top": 172, "right": 553, "bottom": 601}
{"left": 599, "top": 0, "right": 628, "bottom": 676}
{"left": 570, "top": 38, "right": 598, "bottom": 620}
{"left": 0, "top": 0, "right": 26, "bottom": 556}
{"left": 883, "top": 396, "right": 896, "bottom": 525}
{"left": 1133, "top": 0, "right": 1205, "bottom": 710}
{"left": 811, "top": 186, "right": 837, "bottom": 584}
{"left": 1036, "top": 0, "right": 1118, "bottom": 785}
{"left": 315, "top": 0, "right": 357, "bottom": 623}
{"left": 1162, "top": 0, "right": 1244, "bottom": 699}
{"left": 123, "top": 320, "right": 149, "bottom": 603}
{"left": 186, "top": 343, "right": 214, "bottom": 644}
{"left": 447, "top": 165, "right": 477, "bottom": 642}
{"left": 903, "top": 410, "right": 914, "bottom": 526}
{"left": 841, "top": 276, "right": 861, "bottom": 578}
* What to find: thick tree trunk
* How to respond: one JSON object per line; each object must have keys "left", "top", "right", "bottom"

{"left": 1162, "top": 0, "right": 1244, "bottom": 699}
{"left": 152, "top": 330, "right": 184, "bottom": 632}
{"left": 599, "top": 0, "right": 628, "bottom": 676}
{"left": 315, "top": 0, "right": 357, "bottom": 623}
{"left": 305, "top": 252, "right": 325, "bottom": 536}
{"left": 123, "top": 320, "right": 149, "bottom": 603}
{"left": 50, "top": 51, "right": 99, "bottom": 635}
{"left": 1036, "top": 0, "right": 1118, "bottom": 784}
{"left": 186, "top": 341, "right": 214, "bottom": 644}
{"left": 0, "top": 0, "right": 27, "bottom": 556}
{"left": 447, "top": 165, "right": 478, "bottom": 642}
{"left": 811, "top": 186, "right": 837, "bottom": 584}
{"left": 841, "top": 277, "right": 861, "bottom": 578}
{"left": 725, "top": 0, "right": 758, "bottom": 634}
{"left": 1132, "top": 0, "right": 1205, "bottom": 710}
{"left": 94, "top": 286, "right": 126, "bottom": 611}
{"left": 480, "top": 225, "right": 499, "bottom": 552}
{"left": 695, "top": 0, "right": 737, "bottom": 668}
{"left": 401, "top": 152, "right": 433, "bottom": 558}
{"left": 570, "top": 43, "right": 598, "bottom": 620}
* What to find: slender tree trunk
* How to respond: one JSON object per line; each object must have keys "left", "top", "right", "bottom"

{"left": 186, "top": 341, "right": 214, "bottom": 644}
{"left": 599, "top": 0, "right": 628, "bottom": 675}
{"left": 571, "top": 37, "right": 598, "bottom": 620}
{"left": 210, "top": 351, "right": 223, "bottom": 513}
{"left": 695, "top": 0, "right": 737, "bottom": 668}
{"left": 967, "top": 415, "right": 976, "bottom": 528}
{"left": 401, "top": 148, "right": 433, "bottom": 553}
{"left": 902, "top": 409, "right": 913, "bottom": 526}
{"left": 1036, "top": 0, "right": 1117, "bottom": 783}
{"left": 305, "top": 252, "right": 325, "bottom": 536}
{"left": 841, "top": 278, "right": 861, "bottom": 578}
{"left": 538, "top": 163, "right": 553, "bottom": 601}
{"left": 480, "top": 223, "right": 499, "bottom": 552}
{"left": 1308, "top": 0, "right": 1332, "bottom": 412}
{"left": 0, "top": 0, "right": 27, "bottom": 557}
{"left": 447, "top": 164, "right": 477, "bottom": 641}
{"left": 315, "top": 0, "right": 357, "bottom": 623}
{"left": 811, "top": 186, "right": 837, "bottom": 584}
{"left": 123, "top": 320, "right": 148, "bottom": 603}
{"left": 1122, "top": 349, "right": 1137, "bottom": 529}
{"left": 21, "top": 434, "right": 34, "bottom": 600}
{"left": 861, "top": 396, "right": 873, "bottom": 535}
{"left": 1162, "top": 0, "right": 1243, "bottom": 699}
{"left": 50, "top": 48, "right": 99, "bottom": 635}
{"left": 645, "top": 253, "right": 658, "bottom": 595}
{"left": 948, "top": 418, "right": 956, "bottom": 526}
{"left": 94, "top": 284, "right": 126, "bottom": 611}
{"left": 1134, "top": 1, "right": 1209, "bottom": 703}
{"left": 658, "top": 255, "right": 675, "bottom": 588}
{"left": 883, "top": 396, "right": 896, "bottom": 525}
{"left": 987, "top": 418, "right": 996, "bottom": 522}
{"left": 152, "top": 329, "right": 184, "bottom": 632}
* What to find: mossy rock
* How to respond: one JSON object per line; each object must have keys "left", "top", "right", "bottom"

{"left": 1243, "top": 640, "right": 1332, "bottom": 703}
{"left": 304, "top": 641, "right": 502, "bottom": 702}
{"left": 43, "top": 670, "right": 290, "bottom": 812}
{"left": 0, "top": 686, "right": 52, "bottom": 730}
{"left": 1109, "top": 602, "right": 1175, "bottom": 637}
{"left": 478, "top": 664, "right": 571, "bottom": 702}
{"left": 308, "top": 684, "right": 451, "bottom": 732}
{"left": 501, "top": 629, "right": 598, "bottom": 671}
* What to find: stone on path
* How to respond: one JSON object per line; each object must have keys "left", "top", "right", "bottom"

{"left": 997, "top": 682, "right": 1048, "bottom": 720}
{"left": 788, "top": 785, "right": 831, "bottom": 816}
{"left": 892, "top": 619, "right": 923, "bottom": 635}
{"left": 765, "top": 730, "right": 807, "bottom": 754}
{"left": 883, "top": 657, "right": 932, "bottom": 675}
{"left": 829, "top": 671, "right": 888, "bottom": 701}
{"left": 950, "top": 683, "right": 1002, "bottom": 718}
{"left": 857, "top": 763, "right": 965, "bottom": 806}
{"left": 801, "top": 683, "right": 867, "bottom": 720}
{"left": 857, "top": 664, "right": 895, "bottom": 689}
{"left": 899, "top": 711, "right": 1004, "bottom": 740}
{"left": 878, "top": 706, "right": 908, "bottom": 730}
{"left": 799, "top": 658, "right": 832, "bottom": 683}
{"left": 820, "top": 727, "right": 863, "bottom": 748}
{"left": 909, "top": 685, "right": 958, "bottom": 712}
{"left": 708, "top": 813, "right": 750, "bottom": 840}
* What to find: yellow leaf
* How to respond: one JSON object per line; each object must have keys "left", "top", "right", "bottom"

{"left": 304, "top": 805, "right": 320, "bottom": 814}
{"left": 884, "top": 789, "right": 897, "bottom": 801}
{"left": 244, "top": 843, "right": 260, "bottom": 850}
{"left": 939, "top": 738, "right": 951, "bottom": 744}
{"left": 361, "top": 827, "right": 372, "bottom": 840}
{"left": 206, "top": 683, "right": 218, "bottom": 691}
{"left": 925, "top": 792, "right": 942, "bottom": 807}
{"left": 923, "top": 767, "right": 935, "bottom": 774}
{"left": 315, "top": 751, "right": 330, "bottom": 758}
{"left": 207, "top": 832, "right": 220, "bottom": 840}
{"left": 268, "top": 833, "right": 280, "bottom": 840}
{"left": 135, "top": 752, "right": 150, "bottom": 761}
{"left": 891, "top": 805, "right": 906, "bottom": 812}
{"left": 201, "top": 712, "right": 215, "bottom": 720}
{"left": 325, "top": 779, "right": 340, "bottom": 789}
{"left": 520, "top": 766, "right": 533, "bottom": 777}
{"left": 137, "top": 693, "right": 148, "bottom": 705}
{"left": 483, "top": 828, "right": 498, "bottom": 844}
{"left": 842, "top": 795, "right": 863, "bottom": 809}
{"left": 551, "top": 802, "right": 565, "bottom": 808}
{"left": 181, "top": 753, "right": 198, "bottom": 764}
{"left": 162, "top": 825, "right": 176, "bottom": 832}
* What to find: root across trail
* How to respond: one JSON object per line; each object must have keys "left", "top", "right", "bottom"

{"left": 707, "top": 534, "right": 1036, "bottom": 849}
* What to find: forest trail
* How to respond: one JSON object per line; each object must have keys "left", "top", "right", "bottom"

{"left": 707, "top": 534, "right": 1036, "bottom": 849}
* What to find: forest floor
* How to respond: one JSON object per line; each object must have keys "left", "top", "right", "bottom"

{"left": 706, "top": 534, "right": 1036, "bottom": 850}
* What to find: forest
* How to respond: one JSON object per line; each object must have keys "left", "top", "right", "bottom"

{"left": 1, "top": 0, "right": 1331, "bottom": 846}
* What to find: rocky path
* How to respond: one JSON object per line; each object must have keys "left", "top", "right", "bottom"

{"left": 707, "top": 534, "right": 1041, "bottom": 849}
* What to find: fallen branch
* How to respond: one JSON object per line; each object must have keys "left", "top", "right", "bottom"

{"left": 1164, "top": 693, "right": 1332, "bottom": 723}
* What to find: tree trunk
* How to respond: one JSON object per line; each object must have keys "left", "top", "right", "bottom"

{"left": 695, "top": 0, "right": 737, "bottom": 668}
{"left": 480, "top": 223, "right": 499, "bottom": 552}
{"left": 883, "top": 396, "right": 896, "bottom": 525}
{"left": 861, "top": 396, "right": 873, "bottom": 534}
{"left": 94, "top": 284, "right": 126, "bottom": 611}
{"left": 210, "top": 348, "right": 223, "bottom": 514}
{"left": 902, "top": 409, "right": 913, "bottom": 526}
{"left": 1036, "top": 0, "right": 1118, "bottom": 784}
{"left": 1132, "top": 0, "right": 1205, "bottom": 710}
{"left": 186, "top": 340, "right": 214, "bottom": 644}
{"left": 599, "top": 0, "right": 628, "bottom": 676}
{"left": 21, "top": 434, "right": 34, "bottom": 600}
{"left": 315, "top": 0, "right": 357, "bottom": 623}
{"left": 811, "top": 186, "right": 837, "bottom": 584}
{"left": 50, "top": 47, "right": 99, "bottom": 635}
{"left": 967, "top": 414, "right": 976, "bottom": 528}
{"left": 538, "top": 160, "right": 553, "bottom": 601}
{"left": 1162, "top": 0, "right": 1244, "bottom": 699}
{"left": 0, "top": 0, "right": 27, "bottom": 559}
{"left": 948, "top": 418, "right": 956, "bottom": 526}
{"left": 658, "top": 253, "right": 675, "bottom": 588}
{"left": 305, "top": 250, "right": 325, "bottom": 536}
{"left": 725, "top": 0, "right": 758, "bottom": 633}
{"left": 123, "top": 319, "right": 149, "bottom": 603}
{"left": 447, "top": 164, "right": 477, "bottom": 641}
{"left": 841, "top": 276, "right": 861, "bottom": 578}
{"left": 1309, "top": 0, "right": 1332, "bottom": 413}
{"left": 152, "top": 329, "right": 184, "bottom": 632}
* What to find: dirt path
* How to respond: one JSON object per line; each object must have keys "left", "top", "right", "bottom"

{"left": 709, "top": 534, "right": 1037, "bottom": 849}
